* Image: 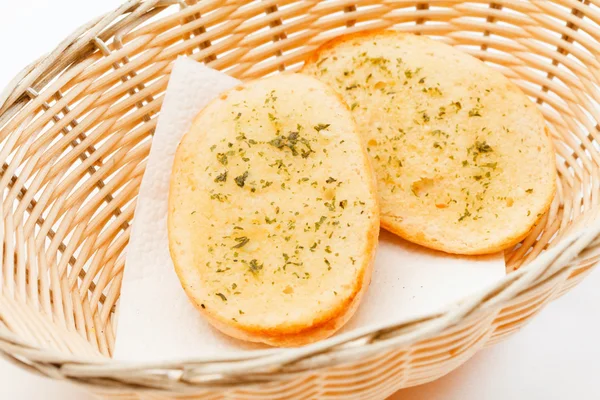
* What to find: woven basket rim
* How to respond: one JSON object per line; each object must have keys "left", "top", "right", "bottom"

{"left": 1, "top": 223, "right": 596, "bottom": 368}
{"left": 2, "top": 0, "right": 600, "bottom": 394}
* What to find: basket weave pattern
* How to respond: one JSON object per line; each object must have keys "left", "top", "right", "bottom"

{"left": 1, "top": 0, "right": 600, "bottom": 398}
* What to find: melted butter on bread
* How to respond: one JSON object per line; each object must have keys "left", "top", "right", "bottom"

{"left": 168, "top": 73, "right": 379, "bottom": 346}
{"left": 303, "top": 31, "right": 556, "bottom": 254}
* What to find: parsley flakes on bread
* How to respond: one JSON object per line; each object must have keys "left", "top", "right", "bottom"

{"left": 168, "top": 73, "right": 379, "bottom": 346}
{"left": 303, "top": 31, "right": 556, "bottom": 255}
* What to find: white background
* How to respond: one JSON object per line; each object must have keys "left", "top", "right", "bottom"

{"left": 0, "top": 1, "right": 599, "bottom": 399}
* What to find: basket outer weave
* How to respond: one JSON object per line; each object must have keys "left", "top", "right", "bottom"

{"left": 1, "top": 0, "right": 600, "bottom": 398}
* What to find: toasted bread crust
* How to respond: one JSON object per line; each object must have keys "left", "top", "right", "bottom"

{"left": 168, "top": 73, "right": 379, "bottom": 346}
{"left": 195, "top": 218, "right": 378, "bottom": 347}
{"left": 303, "top": 30, "right": 556, "bottom": 254}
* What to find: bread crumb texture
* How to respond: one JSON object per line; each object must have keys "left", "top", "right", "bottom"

{"left": 303, "top": 31, "right": 556, "bottom": 254}
{"left": 168, "top": 73, "right": 378, "bottom": 346}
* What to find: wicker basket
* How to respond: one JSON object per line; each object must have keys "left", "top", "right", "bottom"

{"left": 1, "top": 0, "right": 600, "bottom": 398}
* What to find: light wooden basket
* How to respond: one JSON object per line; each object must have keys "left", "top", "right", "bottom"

{"left": 1, "top": 0, "right": 600, "bottom": 398}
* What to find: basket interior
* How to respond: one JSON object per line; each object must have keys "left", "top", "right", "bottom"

{"left": 0, "top": 0, "right": 599, "bottom": 361}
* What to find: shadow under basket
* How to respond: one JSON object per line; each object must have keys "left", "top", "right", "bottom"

{"left": 1, "top": 0, "right": 600, "bottom": 399}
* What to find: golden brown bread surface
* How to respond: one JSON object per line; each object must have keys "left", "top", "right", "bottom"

{"left": 168, "top": 73, "right": 379, "bottom": 346}
{"left": 303, "top": 31, "right": 556, "bottom": 254}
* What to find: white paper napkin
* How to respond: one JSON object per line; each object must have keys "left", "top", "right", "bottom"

{"left": 113, "top": 58, "right": 505, "bottom": 362}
